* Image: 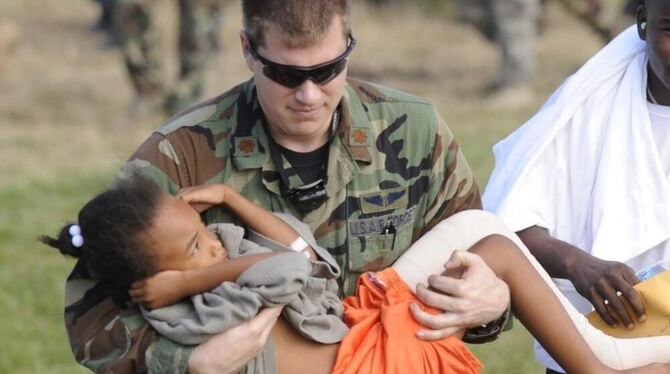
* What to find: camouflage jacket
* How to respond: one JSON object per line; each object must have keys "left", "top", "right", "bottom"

{"left": 64, "top": 78, "right": 481, "bottom": 373}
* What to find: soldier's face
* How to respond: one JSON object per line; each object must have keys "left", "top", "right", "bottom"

{"left": 145, "top": 194, "right": 228, "bottom": 272}
{"left": 242, "top": 16, "right": 349, "bottom": 151}
{"left": 639, "top": 1, "right": 670, "bottom": 93}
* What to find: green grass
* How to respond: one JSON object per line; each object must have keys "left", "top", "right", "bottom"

{"left": 0, "top": 172, "right": 112, "bottom": 374}
{"left": 0, "top": 0, "right": 629, "bottom": 372}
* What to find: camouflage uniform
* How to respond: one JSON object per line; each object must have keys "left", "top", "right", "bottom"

{"left": 487, "top": 0, "right": 540, "bottom": 88}
{"left": 114, "top": 0, "right": 225, "bottom": 114}
{"left": 64, "top": 78, "right": 481, "bottom": 372}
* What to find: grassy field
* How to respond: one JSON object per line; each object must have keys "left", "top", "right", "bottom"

{"left": 0, "top": 0, "right": 626, "bottom": 372}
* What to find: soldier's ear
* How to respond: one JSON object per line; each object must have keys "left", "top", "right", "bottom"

{"left": 240, "top": 31, "right": 255, "bottom": 70}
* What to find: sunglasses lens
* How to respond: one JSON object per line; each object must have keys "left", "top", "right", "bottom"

{"left": 264, "top": 66, "right": 308, "bottom": 88}
{"left": 263, "top": 58, "right": 348, "bottom": 88}
{"left": 311, "top": 60, "right": 347, "bottom": 84}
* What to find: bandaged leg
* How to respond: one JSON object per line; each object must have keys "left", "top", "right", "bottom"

{"left": 393, "top": 210, "right": 670, "bottom": 369}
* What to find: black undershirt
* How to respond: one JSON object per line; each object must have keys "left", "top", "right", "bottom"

{"left": 275, "top": 142, "right": 329, "bottom": 185}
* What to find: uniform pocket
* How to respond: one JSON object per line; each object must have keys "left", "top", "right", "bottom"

{"left": 347, "top": 208, "right": 415, "bottom": 273}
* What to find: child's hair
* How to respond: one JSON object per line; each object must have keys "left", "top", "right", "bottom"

{"left": 40, "top": 176, "right": 164, "bottom": 304}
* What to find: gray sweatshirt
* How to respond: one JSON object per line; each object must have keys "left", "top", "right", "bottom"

{"left": 142, "top": 213, "right": 348, "bottom": 374}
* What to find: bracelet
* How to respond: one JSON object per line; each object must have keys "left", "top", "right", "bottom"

{"left": 289, "top": 237, "right": 311, "bottom": 258}
{"left": 462, "top": 302, "right": 512, "bottom": 344}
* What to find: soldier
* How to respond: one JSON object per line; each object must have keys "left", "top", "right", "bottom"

{"left": 114, "top": 0, "right": 225, "bottom": 116}
{"left": 64, "top": 0, "right": 511, "bottom": 372}
{"left": 456, "top": 0, "right": 541, "bottom": 103}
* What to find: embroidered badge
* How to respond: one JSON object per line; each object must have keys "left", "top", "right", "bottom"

{"left": 349, "top": 127, "right": 371, "bottom": 146}
{"left": 359, "top": 187, "right": 408, "bottom": 214}
{"left": 235, "top": 137, "right": 257, "bottom": 156}
{"left": 348, "top": 207, "right": 416, "bottom": 236}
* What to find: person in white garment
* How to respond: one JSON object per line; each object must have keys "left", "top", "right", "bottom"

{"left": 483, "top": 0, "right": 670, "bottom": 373}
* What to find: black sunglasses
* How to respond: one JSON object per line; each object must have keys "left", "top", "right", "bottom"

{"left": 247, "top": 35, "right": 356, "bottom": 88}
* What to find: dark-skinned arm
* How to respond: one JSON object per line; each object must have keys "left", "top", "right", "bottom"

{"left": 517, "top": 225, "right": 646, "bottom": 329}
{"left": 131, "top": 253, "right": 278, "bottom": 309}
{"left": 178, "top": 184, "right": 318, "bottom": 259}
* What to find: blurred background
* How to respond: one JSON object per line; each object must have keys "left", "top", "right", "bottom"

{"left": 0, "top": 0, "right": 634, "bottom": 372}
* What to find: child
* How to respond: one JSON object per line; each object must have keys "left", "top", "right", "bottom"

{"left": 42, "top": 178, "right": 670, "bottom": 373}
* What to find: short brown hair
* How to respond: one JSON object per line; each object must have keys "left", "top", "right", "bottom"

{"left": 242, "top": 0, "right": 352, "bottom": 48}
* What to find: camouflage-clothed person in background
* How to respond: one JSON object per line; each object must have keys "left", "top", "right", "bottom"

{"left": 487, "top": 0, "right": 540, "bottom": 91}
{"left": 64, "top": 77, "right": 481, "bottom": 372}
{"left": 459, "top": 0, "right": 540, "bottom": 92}
{"left": 115, "top": 0, "right": 225, "bottom": 114}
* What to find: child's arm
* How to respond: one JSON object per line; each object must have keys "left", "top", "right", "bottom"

{"left": 426, "top": 236, "right": 666, "bottom": 374}
{"left": 178, "top": 184, "right": 317, "bottom": 259}
{"left": 130, "top": 252, "right": 280, "bottom": 309}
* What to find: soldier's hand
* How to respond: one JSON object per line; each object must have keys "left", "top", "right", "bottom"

{"left": 569, "top": 254, "right": 645, "bottom": 329}
{"left": 411, "top": 250, "right": 510, "bottom": 340}
{"left": 188, "top": 307, "right": 281, "bottom": 374}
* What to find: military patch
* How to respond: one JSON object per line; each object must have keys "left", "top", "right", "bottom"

{"left": 360, "top": 187, "right": 408, "bottom": 214}
{"left": 235, "top": 137, "right": 258, "bottom": 156}
{"left": 348, "top": 206, "right": 416, "bottom": 236}
{"left": 349, "top": 127, "right": 371, "bottom": 146}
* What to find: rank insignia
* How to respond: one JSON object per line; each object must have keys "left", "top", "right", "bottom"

{"left": 350, "top": 128, "right": 371, "bottom": 146}
{"left": 235, "top": 137, "right": 257, "bottom": 156}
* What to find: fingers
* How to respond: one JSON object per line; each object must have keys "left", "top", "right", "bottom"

{"left": 416, "top": 326, "right": 463, "bottom": 341}
{"left": 190, "top": 202, "right": 212, "bottom": 213}
{"left": 600, "top": 286, "right": 633, "bottom": 328}
{"left": 445, "top": 250, "right": 479, "bottom": 271}
{"left": 590, "top": 288, "right": 619, "bottom": 327}
{"left": 128, "top": 288, "right": 146, "bottom": 303}
{"left": 415, "top": 282, "right": 466, "bottom": 313}
{"left": 590, "top": 266, "right": 646, "bottom": 328}
{"left": 611, "top": 275, "right": 646, "bottom": 322}
{"left": 425, "top": 274, "right": 464, "bottom": 297}
{"left": 621, "top": 288, "right": 646, "bottom": 322}
{"left": 178, "top": 187, "right": 218, "bottom": 212}
{"left": 254, "top": 307, "right": 282, "bottom": 340}
{"left": 618, "top": 266, "right": 646, "bottom": 320}
{"left": 410, "top": 303, "right": 463, "bottom": 341}
{"left": 129, "top": 281, "right": 146, "bottom": 303}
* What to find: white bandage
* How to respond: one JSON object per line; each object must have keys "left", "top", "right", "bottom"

{"left": 290, "top": 237, "right": 310, "bottom": 258}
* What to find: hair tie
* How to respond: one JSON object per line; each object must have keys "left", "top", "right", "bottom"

{"left": 69, "top": 224, "right": 84, "bottom": 248}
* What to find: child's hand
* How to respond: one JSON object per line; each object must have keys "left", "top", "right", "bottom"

{"left": 178, "top": 184, "right": 230, "bottom": 212}
{"left": 129, "top": 270, "right": 187, "bottom": 309}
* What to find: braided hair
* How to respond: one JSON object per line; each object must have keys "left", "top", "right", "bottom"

{"left": 40, "top": 176, "right": 164, "bottom": 305}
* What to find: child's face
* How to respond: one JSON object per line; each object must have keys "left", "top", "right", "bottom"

{"left": 145, "top": 194, "right": 228, "bottom": 271}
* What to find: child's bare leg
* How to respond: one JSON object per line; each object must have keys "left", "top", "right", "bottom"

{"left": 393, "top": 210, "right": 670, "bottom": 371}
{"left": 470, "top": 234, "right": 613, "bottom": 373}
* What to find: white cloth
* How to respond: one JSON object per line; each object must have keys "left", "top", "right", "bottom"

{"left": 483, "top": 26, "right": 670, "bottom": 371}
{"left": 483, "top": 25, "right": 670, "bottom": 264}
{"left": 649, "top": 101, "right": 670, "bottom": 174}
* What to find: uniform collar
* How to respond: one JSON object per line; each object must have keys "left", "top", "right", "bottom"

{"left": 229, "top": 79, "right": 373, "bottom": 196}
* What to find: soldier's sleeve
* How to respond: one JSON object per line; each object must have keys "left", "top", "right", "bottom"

{"left": 64, "top": 133, "right": 196, "bottom": 373}
{"left": 65, "top": 262, "right": 193, "bottom": 373}
{"left": 112, "top": 132, "right": 191, "bottom": 193}
{"left": 421, "top": 109, "right": 482, "bottom": 234}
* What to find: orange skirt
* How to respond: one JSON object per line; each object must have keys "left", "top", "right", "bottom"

{"left": 331, "top": 268, "right": 483, "bottom": 374}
